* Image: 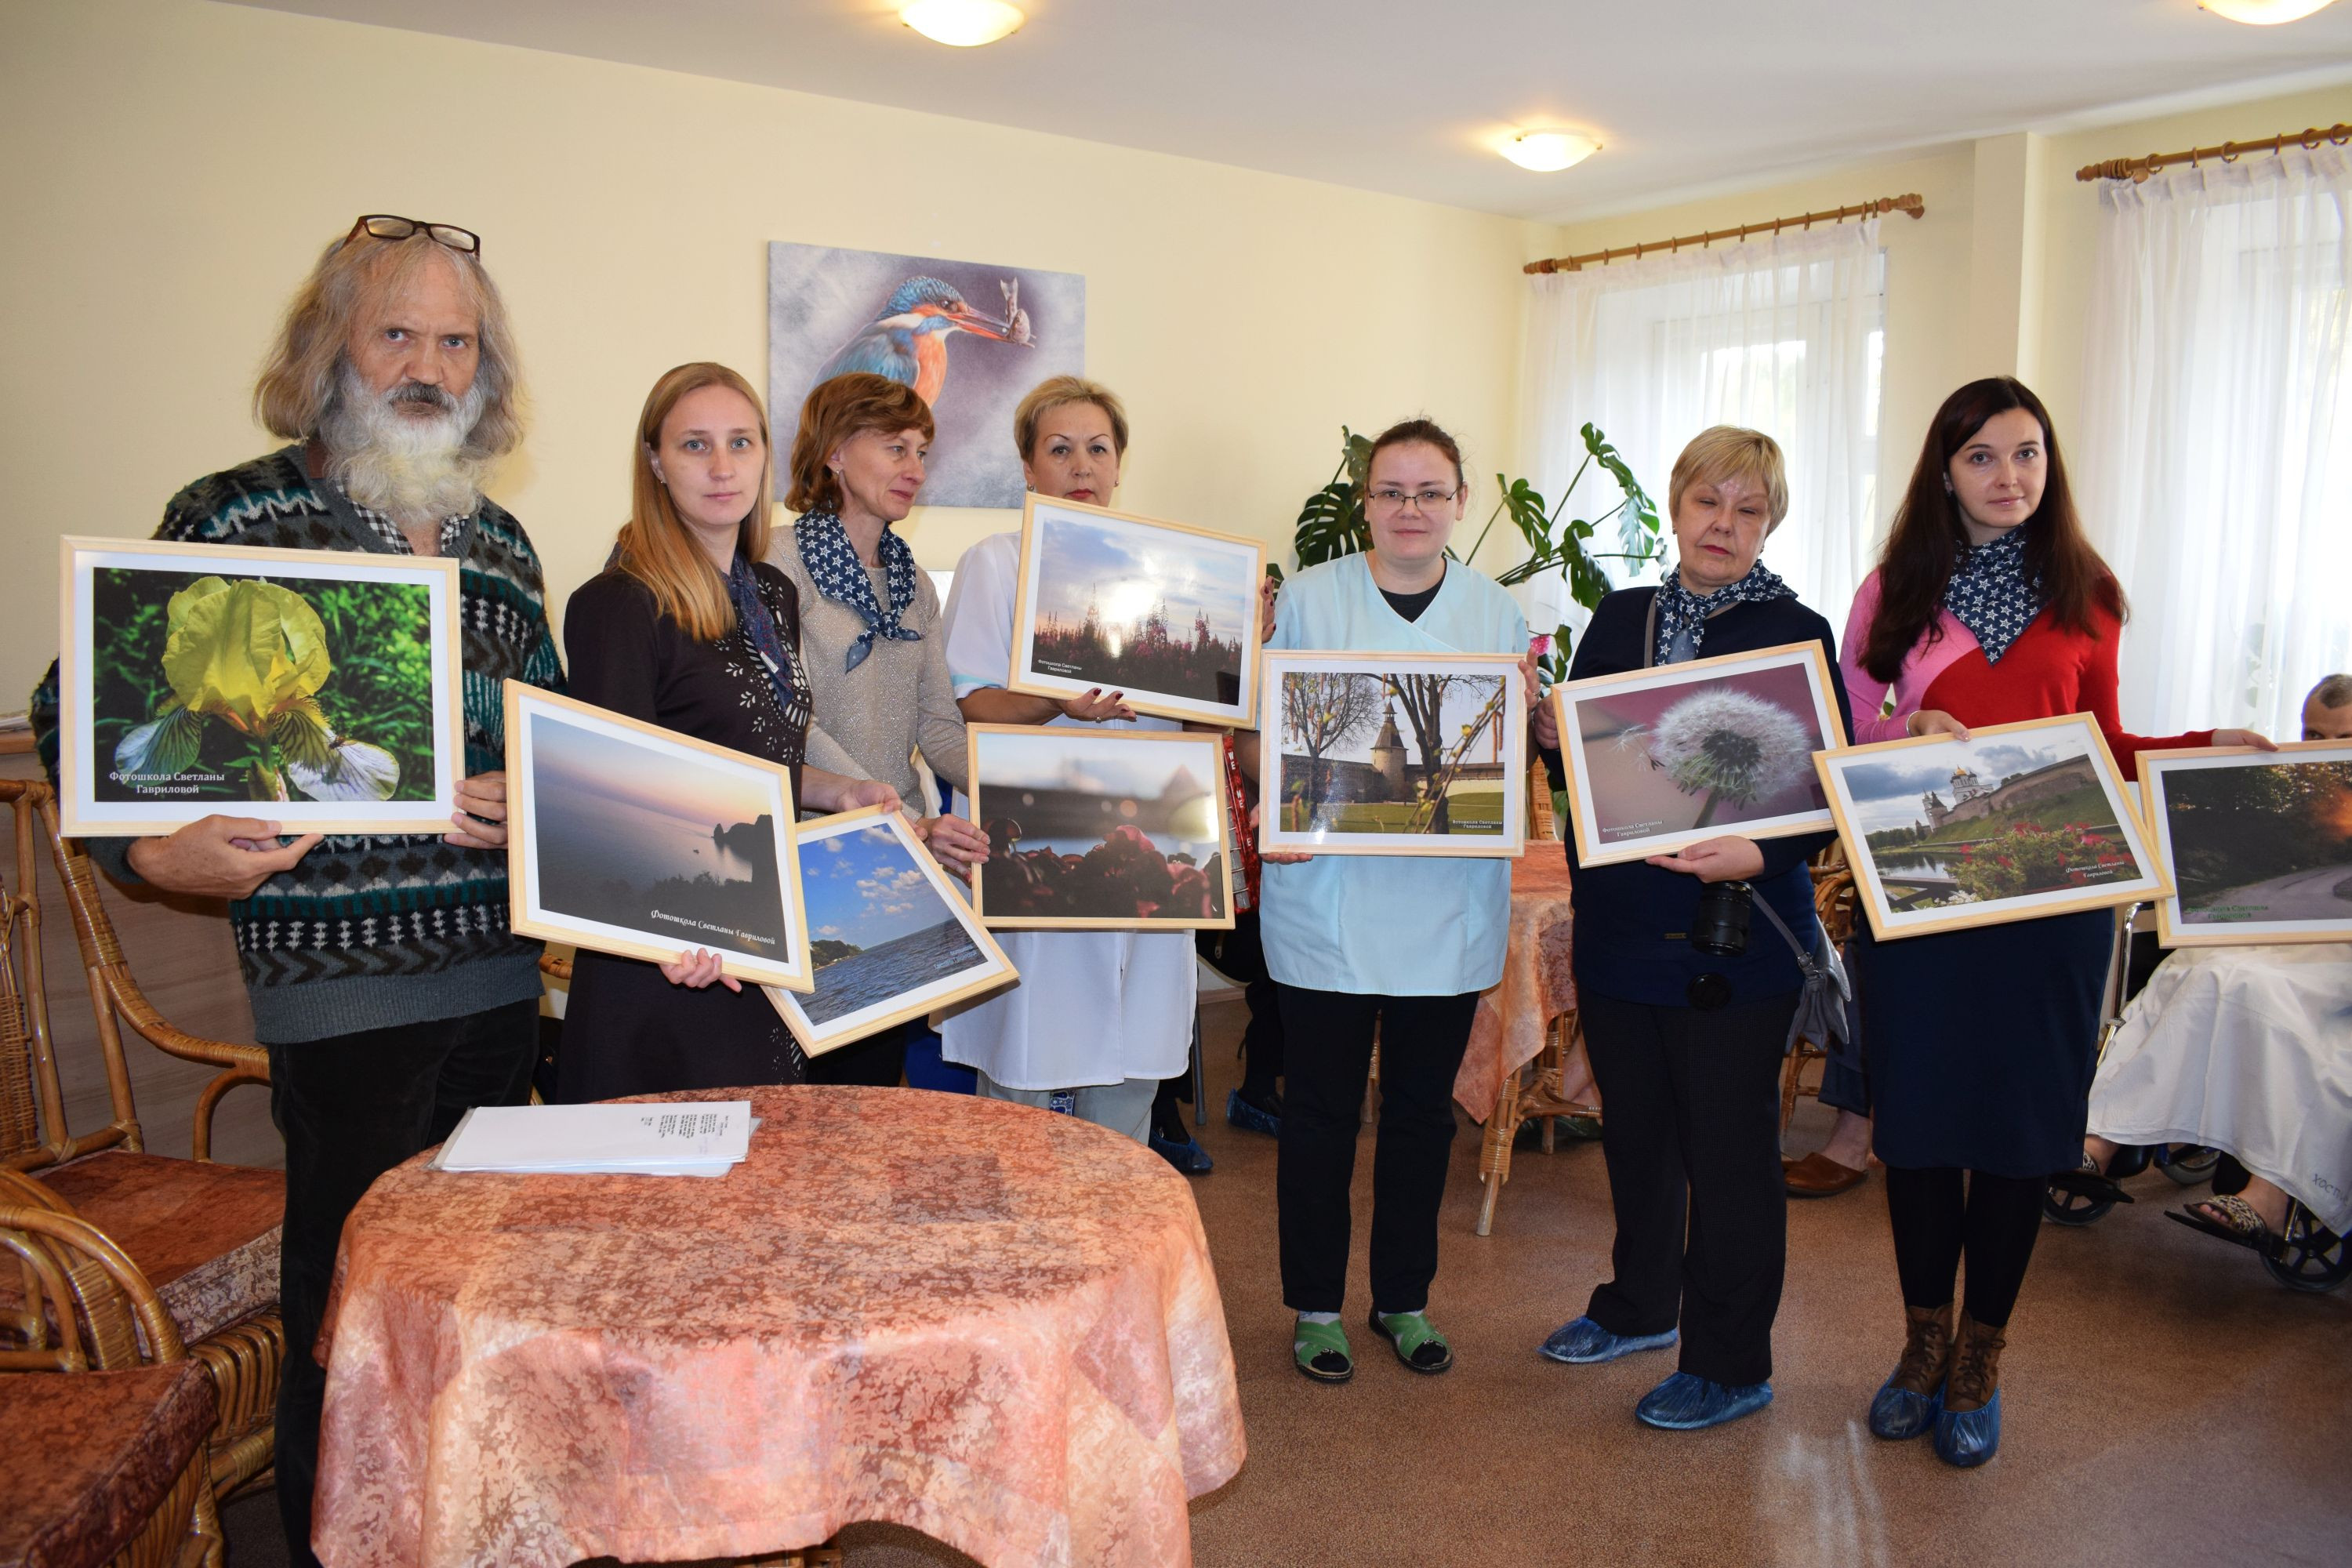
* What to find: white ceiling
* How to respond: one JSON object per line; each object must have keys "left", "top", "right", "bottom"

{"left": 230, "top": 0, "right": 2352, "bottom": 221}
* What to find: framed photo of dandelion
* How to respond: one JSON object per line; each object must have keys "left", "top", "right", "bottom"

{"left": 506, "top": 683, "right": 814, "bottom": 992}
{"left": 1007, "top": 495, "right": 1265, "bottom": 728}
{"left": 764, "top": 805, "right": 1017, "bottom": 1055}
{"left": 2138, "top": 743, "right": 2352, "bottom": 947}
{"left": 966, "top": 724, "right": 1235, "bottom": 930}
{"left": 56, "top": 536, "right": 463, "bottom": 838}
{"left": 1258, "top": 652, "right": 1527, "bottom": 857}
{"left": 1554, "top": 642, "right": 1846, "bottom": 867}
{"left": 1817, "top": 713, "right": 2169, "bottom": 942}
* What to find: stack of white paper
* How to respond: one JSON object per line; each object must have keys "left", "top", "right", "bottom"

{"left": 431, "top": 1102, "right": 754, "bottom": 1178}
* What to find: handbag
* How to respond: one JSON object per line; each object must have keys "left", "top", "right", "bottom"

{"left": 1750, "top": 893, "right": 1857, "bottom": 1061}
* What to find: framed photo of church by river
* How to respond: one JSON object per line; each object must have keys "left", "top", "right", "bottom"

{"left": 965, "top": 725, "right": 1235, "bottom": 929}
{"left": 2139, "top": 742, "right": 2352, "bottom": 948}
{"left": 503, "top": 682, "right": 814, "bottom": 992}
{"left": 1258, "top": 652, "right": 1527, "bottom": 858}
{"left": 1553, "top": 641, "right": 1846, "bottom": 868}
{"left": 1006, "top": 495, "right": 1265, "bottom": 728}
{"left": 766, "top": 804, "right": 1017, "bottom": 1054}
{"left": 1816, "top": 713, "right": 2169, "bottom": 942}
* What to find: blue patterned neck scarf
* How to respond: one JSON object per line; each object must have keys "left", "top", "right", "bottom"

{"left": 1944, "top": 527, "right": 2042, "bottom": 664}
{"left": 793, "top": 510, "right": 920, "bottom": 672}
{"left": 725, "top": 554, "right": 803, "bottom": 721}
{"left": 1652, "top": 561, "right": 1795, "bottom": 666}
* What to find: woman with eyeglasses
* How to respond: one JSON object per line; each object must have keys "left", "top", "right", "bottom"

{"left": 1248, "top": 418, "right": 1552, "bottom": 1385}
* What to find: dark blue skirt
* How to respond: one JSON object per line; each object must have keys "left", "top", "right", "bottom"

{"left": 1853, "top": 909, "right": 2112, "bottom": 1178}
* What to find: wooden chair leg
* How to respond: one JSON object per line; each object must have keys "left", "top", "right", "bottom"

{"left": 1475, "top": 1067, "right": 1523, "bottom": 1238}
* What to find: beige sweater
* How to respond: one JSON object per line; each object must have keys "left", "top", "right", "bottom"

{"left": 766, "top": 531, "right": 969, "bottom": 806}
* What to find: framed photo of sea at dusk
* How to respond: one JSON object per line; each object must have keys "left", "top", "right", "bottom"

{"left": 1554, "top": 641, "right": 1846, "bottom": 868}
{"left": 503, "top": 683, "right": 813, "bottom": 992}
{"left": 1007, "top": 495, "right": 1265, "bottom": 728}
{"left": 766, "top": 805, "right": 1016, "bottom": 1055}
{"left": 2139, "top": 742, "right": 2352, "bottom": 948}
{"left": 1817, "top": 713, "right": 2169, "bottom": 942}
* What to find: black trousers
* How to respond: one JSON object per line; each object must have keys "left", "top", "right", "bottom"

{"left": 1201, "top": 911, "right": 1285, "bottom": 1096}
{"left": 804, "top": 1020, "right": 909, "bottom": 1087}
{"left": 266, "top": 999, "right": 539, "bottom": 1568}
{"left": 1275, "top": 984, "right": 1477, "bottom": 1314}
{"left": 1882, "top": 1164, "right": 2045, "bottom": 1328}
{"left": 1581, "top": 990, "right": 1792, "bottom": 1386}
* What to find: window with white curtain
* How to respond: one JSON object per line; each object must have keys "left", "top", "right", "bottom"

{"left": 1522, "top": 220, "right": 1887, "bottom": 636}
{"left": 2078, "top": 145, "right": 2350, "bottom": 741}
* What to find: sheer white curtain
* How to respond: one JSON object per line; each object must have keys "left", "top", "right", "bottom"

{"left": 1522, "top": 220, "right": 1885, "bottom": 637}
{"left": 2078, "top": 145, "right": 2351, "bottom": 741}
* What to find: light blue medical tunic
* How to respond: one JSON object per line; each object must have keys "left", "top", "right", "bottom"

{"left": 1258, "top": 554, "right": 1527, "bottom": 997}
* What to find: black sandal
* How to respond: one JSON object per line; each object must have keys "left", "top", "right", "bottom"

{"left": 2049, "top": 1152, "right": 2136, "bottom": 1207}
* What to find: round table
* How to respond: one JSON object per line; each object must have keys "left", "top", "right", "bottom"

{"left": 313, "top": 1086, "right": 1245, "bottom": 1568}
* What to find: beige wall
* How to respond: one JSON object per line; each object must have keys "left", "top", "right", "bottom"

{"left": 0, "top": 0, "right": 1545, "bottom": 702}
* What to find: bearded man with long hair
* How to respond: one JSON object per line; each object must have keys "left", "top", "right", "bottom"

{"left": 30, "top": 215, "right": 562, "bottom": 1568}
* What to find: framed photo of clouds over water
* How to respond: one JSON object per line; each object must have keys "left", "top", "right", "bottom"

{"left": 766, "top": 804, "right": 1017, "bottom": 1056}
{"left": 2138, "top": 742, "right": 2352, "bottom": 948}
{"left": 965, "top": 724, "right": 1235, "bottom": 931}
{"left": 1554, "top": 641, "right": 1846, "bottom": 868}
{"left": 504, "top": 683, "right": 812, "bottom": 992}
{"left": 1007, "top": 495, "right": 1265, "bottom": 728}
{"left": 1816, "top": 713, "right": 2168, "bottom": 942}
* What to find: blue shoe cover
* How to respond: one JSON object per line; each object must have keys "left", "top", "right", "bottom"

{"left": 1868, "top": 1374, "right": 1943, "bottom": 1440}
{"left": 1635, "top": 1370, "right": 1773, "bottom": 1430}
{"left": 1225, "top": 1088, "right": 1282, "bottom": 1138}
{"left": 1539, "top": 1316, "right": 1678, "bottom": 1364}
{"left": 1148, "top": 1133, "right": 1213, "bottom": 1174}
{"left": 1933, "top": 1389, "right": 2002, "bottom": 1467}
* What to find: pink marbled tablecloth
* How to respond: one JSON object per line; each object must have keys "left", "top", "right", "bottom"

{"left": 313, "top": 1087, "right": 1245, "bottom": 1568}
{"left": 1454, "top": 853, "right": 1578, "bottom": 1122}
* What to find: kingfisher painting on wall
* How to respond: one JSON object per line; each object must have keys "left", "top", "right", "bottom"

{"left": 768, "top": 241, "right": 1085, "bottom": 510}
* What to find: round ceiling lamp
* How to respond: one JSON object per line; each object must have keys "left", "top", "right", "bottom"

{"left": 900, "top": 0, "right": 1025, "bottom": 46}
{"left": 2199, "top": 0, "right": 2337, "bottom": 20}
{"left": 1500, "top": 131, "right": 1602, "bottom": 172}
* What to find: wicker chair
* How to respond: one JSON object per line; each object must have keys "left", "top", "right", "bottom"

{"left": 0, "top": 1198, "right": 226, "bottom": 1568}
{"left": 0, "top": 781, "right": 283, "bottom": 1501}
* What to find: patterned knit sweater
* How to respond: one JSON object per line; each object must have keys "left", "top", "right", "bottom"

{"left": 31, "top": 445, "right": 566, "bottom": 1044}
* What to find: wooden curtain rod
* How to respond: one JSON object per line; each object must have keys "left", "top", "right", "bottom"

{"left": 2076, "top": 122, "right": 2350, "bottom": 183}
{"left": 1522, "top": 193, "right": 1923, "bottom": 275}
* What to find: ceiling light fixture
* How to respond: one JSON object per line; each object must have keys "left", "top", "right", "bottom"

{"left": 899, "top": 0, "right": 1025, "bottom": 47}
{"left": 1500, "top": 131, "right": 1602, "bottom": 172}
{"left": 2199, "top": 0, "right": 2337, "bottom": 21}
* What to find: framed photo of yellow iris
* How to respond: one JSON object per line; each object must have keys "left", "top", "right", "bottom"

{"left": 56, "top": 535, "right": 464, "bottom": 838}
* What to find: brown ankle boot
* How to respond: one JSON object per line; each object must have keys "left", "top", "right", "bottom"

{"left": 1889, "top": 1303, "right": 1954, "bottom": 1397}
{"left": 1943, "top": 1312, "right": 2007, "bottom": 1415}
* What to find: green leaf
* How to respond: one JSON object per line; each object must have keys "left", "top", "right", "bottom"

{"left": 1582, "top": 423, "right": 1661, "bottom": 554}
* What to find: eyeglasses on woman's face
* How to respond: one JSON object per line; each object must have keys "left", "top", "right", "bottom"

{"left": 346, "top": 215, "right": 482, "bottom": 256}
{"left": 1366, "top": 485, "right": 1460, "bottom": 514}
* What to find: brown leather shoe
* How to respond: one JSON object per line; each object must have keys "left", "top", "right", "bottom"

{"left": 1783, "top": 1151, "right": 1869, "bottom": 1197}
{"left": 1943, "top": 1312, "right": 2007, "bottom": 1415}
{"left": 1891, "top": 1302, "right": 1955, "bottom": 1398}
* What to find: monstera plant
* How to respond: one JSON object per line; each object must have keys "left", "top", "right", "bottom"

{"left": 1289, "top": 423, "right": 1664, "bottom": 679}
{"left": 114, "top": 576, "right": 401, "bottom": 802}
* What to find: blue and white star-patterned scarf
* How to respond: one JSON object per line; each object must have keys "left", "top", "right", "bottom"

{"left": 1652, "top": 561, "right": 1796, "bottom": 666}
{"left": 1944, "top": 528, "right": 2042, "bottom": 664}
{"left": 793, "top": 510, "right": 922, "bottom": 672}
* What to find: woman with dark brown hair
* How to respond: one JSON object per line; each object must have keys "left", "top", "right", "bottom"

{"left": 1838, "top": 376, "right": 2270, "bottom": 1468}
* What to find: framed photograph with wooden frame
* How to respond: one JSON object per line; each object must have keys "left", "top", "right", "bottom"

{"left": 1815, "top": 713, "right": 2169, "bottom": 942}
{"left": 1258, "top": 651, "right": 1527, "bottom": 858}
{"left": 56, "top": 535, "right": 464, "bottom": 838}
{"left": 764, "top": 804, "right": 1018, "bottom": 1055}
{"left": 1006, "top": 494, "right": 1265, "bottom": 728}
{"left": 965, "top": 723, "right": 1236, "bottom": 930}
{"left": 2137, "top": 742, "right": 2352, "bottom": 947}
{"left": 504, "top": 681, "right": 813, "bottom": 991}
{"left": 1552, "top": 640, "right": 1846, "bottom": 867}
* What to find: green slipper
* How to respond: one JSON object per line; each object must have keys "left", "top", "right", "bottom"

{"left": 1293, "top": 1316, "right": 1353, "bottom": 1384}
{"left": 1370, "top": 1308, "right": 1454, "bottom": 1375}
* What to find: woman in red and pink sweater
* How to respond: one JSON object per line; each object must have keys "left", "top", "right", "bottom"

{"left": 1838, "top": 377, "right": 2268, "bottom": 1468}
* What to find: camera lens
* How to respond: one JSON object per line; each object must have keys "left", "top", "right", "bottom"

{"left": 1690, "top": 880, "right": 1754, "bottom": 957}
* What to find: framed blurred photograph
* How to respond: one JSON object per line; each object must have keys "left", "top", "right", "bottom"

{"left": 56, "top": 535, "right": 463, "bottom": 837}
{"left": 1007, "top": 495, "right": 1265, "bottom": 728}
{"left": 505, "top": 682, "right": 813, "bottom": 992}
{"left": 2139, "top": 742, "right": 2352, "bottom": 947}
{"left": 1817, "top": 713, "right": 2169, "bottom": 941}
{"left": 965, "top": 724, "right": 1235, "bottom": 930}
{"left": 765, "top": 804, "right": 1017, "bottom": 1054}
{"left": 1259, "top": 651, "right": 1526, "bottom": 858}
{"left": 1554, "top": 641, "right": 1846, "bottom": 867}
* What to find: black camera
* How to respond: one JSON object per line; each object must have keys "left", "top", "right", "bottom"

{"left": 1689, "top": 879, "right": 1755, "bottom": 957}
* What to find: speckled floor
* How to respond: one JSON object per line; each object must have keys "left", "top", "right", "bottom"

{"left": 224, "top": 996, "right": 2351, "bottom": 1568}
